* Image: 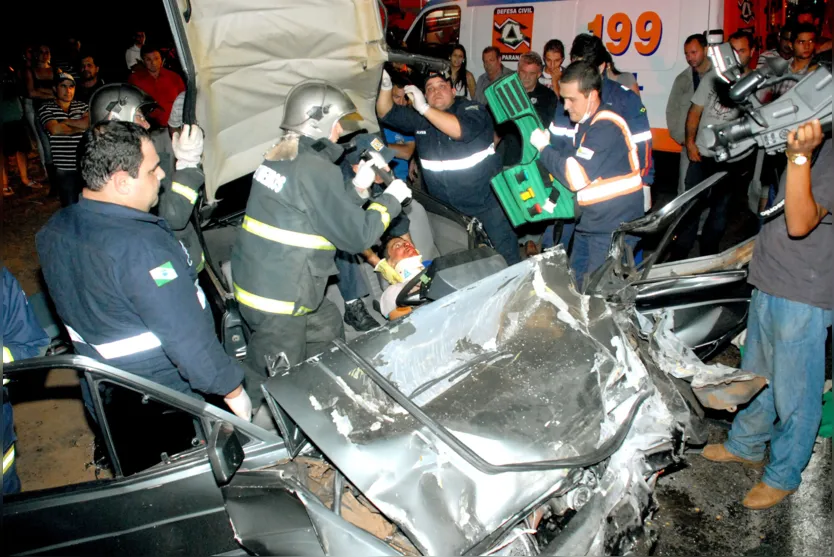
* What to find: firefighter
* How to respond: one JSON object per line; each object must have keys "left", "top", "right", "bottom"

{"left": 2, "top": 267, "right": 50, "bottom": 494}
{"left": 231, "top": 80, "right": 411, "bottom": 400}
{"left": 531, "top": 62, "right": 644, "bottom": 289}
{"left": 36, "top": 121, "right": 252, "bottom": 421}
{"left": 376, "top": 70, "right": 521, "bottom": 265}
{"left": 89, "top": 84, "right": 205, "bottom": 272}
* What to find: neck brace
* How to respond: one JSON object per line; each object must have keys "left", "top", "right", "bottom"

{"left": 395, "top": 255, "right": 424, "bottom": 281}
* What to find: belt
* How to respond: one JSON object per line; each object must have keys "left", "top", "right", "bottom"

{"left": 66, "top": 325, "right": 163, "bottom": 360}
{"left": 420, "top": 143, "right": 495, "bottom": 172}
{"left": 234, "top": 283, "right": 312, "bottom": 316}
{"left": 242, "top": 216, "right": 335, "bottom": 250}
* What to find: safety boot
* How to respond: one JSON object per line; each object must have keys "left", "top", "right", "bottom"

{"left": 344, "top": 299, "right": 379, "bottom": 332}
{"left": 701, "top": 444, "right": 765, "bottom": 468}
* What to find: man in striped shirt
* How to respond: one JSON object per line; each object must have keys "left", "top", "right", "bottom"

{"left": 38, "top": 73, "right": 89, "bottom": 206}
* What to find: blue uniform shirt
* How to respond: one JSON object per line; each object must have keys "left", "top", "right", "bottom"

{"left": 380, "top": 98, "right": 501, "bottom": 215}
{"left": 36, "top": 198, "right": 243, "bottom": 397}
{"left": 2, "top": 268, "right": 49, "bottom": 363}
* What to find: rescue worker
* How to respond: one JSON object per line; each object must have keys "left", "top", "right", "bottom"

{"left": 376, "top": 70, "right": 522, "bottom": 265}
{"left": 530, "top": 62, "right": 644, "bottom": 289}
{"left": 231, "top": 80, "right": 411, "bottom": 400}
{"left": 2, "top": 267, "right": 50, "bottom": 494}
{"left": 89, "top": 84, "right": 205, "bottom": 271}
{"left": 36, "top": 121, "right": 252, "bottom": 421}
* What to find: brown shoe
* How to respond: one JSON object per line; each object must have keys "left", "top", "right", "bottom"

{"left": 701, "top": 444, "right": 765, "bottom": 468}
{"left": 742, "top": 482, "right": 795, "bottom": 510}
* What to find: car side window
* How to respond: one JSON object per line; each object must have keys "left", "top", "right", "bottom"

{"left": 423, "top": 7, "right": 461, "bottom": 47}
{"left": 97, "top": 381, "right": 207, "bottom": 477}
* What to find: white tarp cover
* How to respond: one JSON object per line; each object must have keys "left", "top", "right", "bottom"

{"left": 174, "top": 0, "right": 389, "bottom": 200}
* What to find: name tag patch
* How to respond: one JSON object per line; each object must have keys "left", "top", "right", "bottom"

{"left": 416, "top": 130, "right": 427, "bottom": 135}
{"left": 576, "top": 146, "right": 595, "bottom": 160}
{"left": 254, "top": 165, "right": 287, "bottom": 193}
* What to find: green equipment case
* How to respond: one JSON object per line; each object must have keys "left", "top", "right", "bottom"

{"left": 485, "top": 73, "right": 575, "bottom": 227}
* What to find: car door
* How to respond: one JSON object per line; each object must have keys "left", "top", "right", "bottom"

{"left": 2, "top": 356, "right": 282, "bottom": 556}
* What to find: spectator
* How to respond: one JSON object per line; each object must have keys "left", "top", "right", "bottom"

{"left": 541, "top": 39, "right": 565, "bottom": 96}
{"left": 128, "top": 44, "right": 185, "bottom": 127}
{"left": 51, "top": 37, "right": 82, "bottom": 81}
{"left": 602, "top": 51, "right": 640, "bottom": 96}
{"left": 702, "top": 120, "right": 832, "bottom": 510}
{"left": 758, "top": 25, "right": 794, "bottom": 68}
{"left": 74, "top": 53, "right": 105, "bottom": 105}
{"left": 25, "top": 44, "right": 55, "bottom": 176}
{"left": 38, "top": 72, "right": 89, "bottom": 206}
{"left": 666, "top": 33, "right": 712, "bottom": 194}
{"left": 671, "top": 30, "right": 757, "bottom": 260}
{"left": 475, "top": 46, "right": 513, "bottom": 105}
{"left": 2, "top": 67, "right": 42, "bottom": 195}
{"left": 770, "top": 23, "right": 819, "bottom": 100}
{"left": 381, "top": 74, "right": 416, "bottom": 182}
{"left": 449, "top": 44, "right": 476, "bottom": 99}
{"left": 126, "top": 30, "right": 146, "bottom": 72}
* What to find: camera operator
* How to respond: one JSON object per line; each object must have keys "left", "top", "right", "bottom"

{"left": 702, "top": 119, "right": 832, "bottom": 510}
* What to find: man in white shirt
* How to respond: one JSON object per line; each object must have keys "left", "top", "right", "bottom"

{"left": 125, "top": 30, "right": 146, "bottom": 72}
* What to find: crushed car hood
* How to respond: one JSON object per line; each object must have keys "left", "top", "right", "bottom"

{"left": 267, "top": 249, "right": 691, "bottom": 554}
{"left": 169, "top": 0, "right": 388, "bottom": 201}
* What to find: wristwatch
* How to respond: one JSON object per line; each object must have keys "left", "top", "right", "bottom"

{"left": 787, "top": 152, "right": 809, "bottom": 165}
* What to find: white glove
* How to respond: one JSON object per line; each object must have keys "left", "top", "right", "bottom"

{"left": 530, "top": 128, "right": 550, "bottom": 152}
{"left": 364, "top": 150, "right": 388, "bottom": 169}
{"left": 224, "top": 386, "right": 252, "bottom": 421}
{"left": 381, "top": 69, "right": 393, "bottom": 91}
{"left": 384, "top": 179, "right": 412, "bottom": 204}
{"left": 173, "top": 124, "right": 204, "bottom": 169}
{"left": 404, "top": 85, "right": 429, "bottom": 115}
{"left": 353, "top": 160, "right": 377, "bottom": 191}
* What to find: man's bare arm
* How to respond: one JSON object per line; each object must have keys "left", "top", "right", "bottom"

{"left": 423, "top": 108, "right": 463, "bottom": 140}
{"left": 784, "top": 120, "right": 829, "bottom": 237}
{"left": 685, "top": 103, "right": 703, "bottom": 162}
{"left": 389, "top": 142, "right": 415, "bottom": 161}
{"left": 45, "top": 120, "right": 81, "bottom": 136}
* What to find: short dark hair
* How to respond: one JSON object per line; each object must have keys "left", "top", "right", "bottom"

{"left": 140, "top": 44, "right": 161, "bottom": 58}
{"left": 560, "top": 61, "right": 602, "bottom": 96}
{"left": 81, "top": 122, "right": 151, "bottom": 191}
{"left": 792, "top": 22, "right": 818, "bottom": 41}
{"left": 79, "top": 52, "right": 97, "bottom": 65}
{"left": 728, "top": 30, "right": 755, "bottom": 50}
{"left": 569, "top": 34, "right": 607, "bottom": 67}
{"left": 390, "top": 71, "right": 412, "bottom": 89}
{"left": 543, "top": 39, "right": 565, "bottom": 58}
{"left": 684, "top": 33, "right": 708, "bottom": 48}
{"left": 482, "top": 46, "right": 500, "bottom": 58}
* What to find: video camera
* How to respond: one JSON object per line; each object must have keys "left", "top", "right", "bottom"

{"left": 700, "top": 40, "right": 832, "bottom": 162}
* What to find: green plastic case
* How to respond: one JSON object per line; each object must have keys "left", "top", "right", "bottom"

{"left": 485, "top": 73, "right": 575, "bottom": 227}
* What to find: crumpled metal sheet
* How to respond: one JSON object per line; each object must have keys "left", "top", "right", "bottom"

{"left": 267, "top": 248, "right": 681, "bottom": 555}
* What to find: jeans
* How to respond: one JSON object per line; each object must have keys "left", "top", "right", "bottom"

{"left": 334, "top": 251, "right": 369, "bottom": 302}
{"left": 570, "top": 231, "right": 636, "bottom": 291}
{"left": 472, "top": 201, "right": 521, "bottom": 265}
{"left": 725, "top": 289, "right": 832, "bottom": 491}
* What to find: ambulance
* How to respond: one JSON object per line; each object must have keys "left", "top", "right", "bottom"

{"left": 392, "top": 0, "right": 729, "bottom": 153}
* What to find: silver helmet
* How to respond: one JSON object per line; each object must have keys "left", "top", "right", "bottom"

{"left": 89, "top": 83, "right": 156, "bottom": 127}
{"left": 280, "top": 80, "right": 361, "bottom": 140}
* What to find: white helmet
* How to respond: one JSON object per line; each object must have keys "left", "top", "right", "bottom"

{"left": 280, "top": 80, "right": 362, "bottom": 140}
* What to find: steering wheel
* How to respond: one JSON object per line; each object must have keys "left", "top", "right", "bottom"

{"left": 395, "top": 267, "right": 430, "bottom": 308}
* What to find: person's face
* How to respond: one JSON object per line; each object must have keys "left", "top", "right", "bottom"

{"left": 80, "top": 57, "right": 98, "bottom": 80}
{"left": 560, "top": 80, "right": 594, "bottom": 123}
{"left": 517, "top": 60, "right": 542, "bottom": 92}
{"left": 142, "top": 51, "right": 163, "bottom": 77}
{"left": 55, "top": 81, "right": 75, "bottom": 102}
{"left": 129, "top": 139, "right": 165, "bottom": 211}
{"left": 482, "top": 51, "right": 500, "bottom": 76}
{"left": 135, "top": 32, "right": 146, "bottom": 46}
{"left": 779, "top": 32, "right": 794, "bottom": 57}
{"left": 386, "top": 237, "right": 419, "bottom": 266}
{"left": 451, "top": 48, "right": 465, "bottom": 69}
{"left": 544, "top": 50, "right": 563, "bottom": 76}
{"left": 684, "top": 40, "right": 706, "bottom": 68}
{"left": 38, "top": 46, "right": 50, "bottom": 64}
{"left": 793, "top": 32, "right": 816, "bottom": 60}
{"left": 425, "top": 77, "right": 454, "bottom": 110}
{"left": 392, "top": 85, "right": 408, "bottom": 106}
{"left": 730, "top": 36, "right": 754, "bottom": 68}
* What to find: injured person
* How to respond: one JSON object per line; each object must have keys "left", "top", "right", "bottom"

{"left": 378, "top": 237, "right": 433, "bottom": 320}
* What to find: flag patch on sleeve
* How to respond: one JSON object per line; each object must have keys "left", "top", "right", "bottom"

{"left": 150, "top": 261, "right": 178, "bottom": 286}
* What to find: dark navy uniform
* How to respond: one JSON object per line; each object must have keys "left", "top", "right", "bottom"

{"left": 36, "top": 191, "right": 243, "bottom": 398}
{"left": 2, "top": 267, "right": 50, "bottom": 494}
{"left": 157, "top": 166, "right": 205, "bottom": 272}
{"left": 231, "top": 136, "right": 401, "bottom": 396}
{"left": 539, "top": 107, "right": 643, "bottom": 287}
{"left": 380, "top": 99, "right": 521, "bottom": 264}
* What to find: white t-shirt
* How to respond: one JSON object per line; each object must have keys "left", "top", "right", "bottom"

{"left": 125, "top": 45, "right": 142, "bottom": 70}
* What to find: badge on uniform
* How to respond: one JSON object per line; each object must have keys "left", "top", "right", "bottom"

{"left": 371, "top": 138, "right": 385, "bottom": 152}
{"left": 576, "top": 146, "right": 595, "bottom": 160}
{"left": 150, "top": 261, "right": 178, "bottom": 287}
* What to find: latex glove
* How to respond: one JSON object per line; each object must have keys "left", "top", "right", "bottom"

{"left": 383, "top": 178, "right": 412, "bottom": 204}
{"left": 529, "top": 128, "right": 550, "bottom": 152}
{"left": 173, "top": 124, "right": 204, "bottom": 169}
{"left": 374, "top": 259, "right": 404, "bottom": 284}
{"left": 353, "top": 159, "right": 377, "bottom": 191}
{"left": 404, "top": 85, "right": 429, "bottom": 115}
{"left": 224, "top": 386, "right": 252, "bottom": 421}
{"left": 381, "top": 69, "right": 393, "bottom": 91}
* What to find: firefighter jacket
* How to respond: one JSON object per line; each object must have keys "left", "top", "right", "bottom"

{"left": 157, "top": 166, "right": 205, "bottom": 272}
{"left": 36, "top": 183, "right": 243, "bottom": 397}
{"left": 2, "top": 268, "right": 49, "bottom": 364}
{"left": 548, "top": 77, "right": 654, "bottom": 185}
{"left": 231, "top": 136, "right": 402, "bottom": 317}
{"left": 539, "top": 107, "right": 644, "bottom": 234}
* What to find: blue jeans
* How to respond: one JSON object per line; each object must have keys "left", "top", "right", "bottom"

{"left": 725, "top": 289, "right": 832, "bottom": 491}
{"left": 570, "top": 231, "right": 636, "bottom": 291}
{"left": 3, "top": 399, "right": 21, "bottom": 495}
{"left": 334, "top": 250, "right": 369, "bottom": 301}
